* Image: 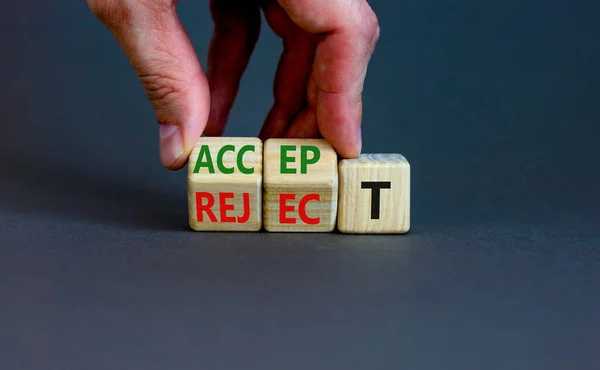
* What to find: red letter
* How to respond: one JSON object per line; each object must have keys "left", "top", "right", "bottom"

{"left": 299, "top": 194, "right": 320, "bottom": 225}
{"left": 280, "top": 194, "right": 296, "bottom": 224}
{"left": 219, "top": 192, "right": 236, "bottom": 223}
{"left": 196, "top": 192, "right": 217, "bottom": 222}
{"left": 237, "top": 193, "right": 251, "bottom": 224}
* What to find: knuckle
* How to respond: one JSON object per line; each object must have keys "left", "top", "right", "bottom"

{"left": 87, "top": 0, "right": 107, "bottom": 18}
{"left": 88, "top": 0, "right": 177, "bottom": 26}
{"left": 139, "top": 73, "right": 190, "bottom": 111}
{"left": 364, "top": 8, "right": 380, "bottom": 46}
{"left": 372, "top": 19, "right": 381, "bottom": 45}
{"left": 87, "top": 0, "right": 127, "bottom": 24}
{"left": 353, "top": 1, "right": 380, "bottom": 46}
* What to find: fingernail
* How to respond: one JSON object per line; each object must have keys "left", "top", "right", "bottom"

{"left": 356, "top": 126, "right": 363, "bottom": 155}
{"left": 159, "top": 124, "right": 184, "bottom": 167}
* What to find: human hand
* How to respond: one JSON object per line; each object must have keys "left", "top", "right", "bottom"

{"left": 87, "top": 0, "right": 380, "bottom": 169}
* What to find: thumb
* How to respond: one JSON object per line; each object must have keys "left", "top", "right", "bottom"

{"left": 88, "top": 0, "right": 210, "bottom": 169}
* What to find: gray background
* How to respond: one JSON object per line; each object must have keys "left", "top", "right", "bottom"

{"left": 1, "top": 1, "right": 599, "bottom": 369}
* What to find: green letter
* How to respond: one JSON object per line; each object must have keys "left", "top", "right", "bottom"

{"left": 280, "top": 145, "right": 296, "bottom": 174}
{"left": 300, "top": 146, "right": 320, "bottom": 174}
{"left": 193, "top": 145, "right": 215, "bottom": 174}
{"left": 237, "top": 145, "right": 255, "bottom": 174}
{"left": 217, "top": 145, "right": 235, "bottom": 174}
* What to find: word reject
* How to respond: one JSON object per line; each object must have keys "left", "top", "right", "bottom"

{"left": 187, "top": 137, "right": 411, "bottom": 234}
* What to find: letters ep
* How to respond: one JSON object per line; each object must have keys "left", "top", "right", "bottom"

{"left": 280, "top": 145, "right": 320, "bottom": 174}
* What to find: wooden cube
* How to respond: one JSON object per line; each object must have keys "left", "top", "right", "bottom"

{"left": 263, "top": 139, "right": 338, "bottom": 232}
{"left": 187, "top": 137, "right": 263, "bottom": 231}
{"left": 337, "top": 154, "right": 410, "bottom": 234}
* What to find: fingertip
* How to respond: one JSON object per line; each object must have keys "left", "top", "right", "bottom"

{"left": 159, "top": 124, "right": 187, "bottom": 170}
{"left": 339, "top": 139, "right": 362, "bottom": 159}
{"left": 353, "top": 125, "right": 363, "bottom": 157}
{"left": 259, "top": 105, "right": 290, "bottom": 140}
{"left": 284, "top": 108, "right": 320, "bottom": 139}
{"left": 316, "top": 91, "right": 362, "bottom": 159}
{"left": 320, "top": 124, "right": 361, "bottom": 159}
{"left": 164, "top": 155, "right": 189, "bottom": 171}
{"left": 203, "top": 113, "right": 227, "bottom": 137}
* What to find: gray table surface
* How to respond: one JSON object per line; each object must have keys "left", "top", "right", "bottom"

{"left": 1, "top": 2, "right": 599, "bottom": 369}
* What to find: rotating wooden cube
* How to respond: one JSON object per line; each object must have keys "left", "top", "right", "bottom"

{"left": 263, "top": 139, "right": 338, "bottom": 232}
{"left": 187, "top": 137, "right": 263, "bottom": 231}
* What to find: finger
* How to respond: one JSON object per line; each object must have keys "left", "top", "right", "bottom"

{"left": 284, "top": 107, "right": 320, "bottom": 138}
{"left": 87, "top": 0, "right": 210, "bottom": 170}
{"left": 277, "top": 0, "right": 380, "bottom": 158}
{"left": 205, "top": 0, "right": 261, "bottom": 136}
{"left": 258, "top": 1, "right": 315, "bottom": 140}
{"left": 283, "top": 67, "right": 319, "bottom": 138}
